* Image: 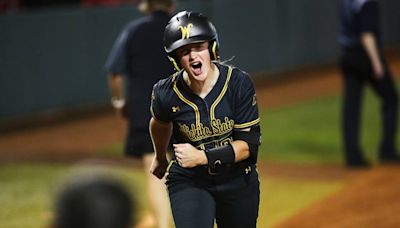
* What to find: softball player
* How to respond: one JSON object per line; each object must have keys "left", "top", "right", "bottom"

{"left": 338, "top": 0, "right": 399, "bottom": 167}
{"left": 149, "top": 11, "right": 261, "bottom": 228}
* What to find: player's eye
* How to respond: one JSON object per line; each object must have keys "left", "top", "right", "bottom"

{"left": 177, "top": 49, "right": 190, "bottom": 57}
{"left": 195, "top": 43, "right": 208, "bottom": 51}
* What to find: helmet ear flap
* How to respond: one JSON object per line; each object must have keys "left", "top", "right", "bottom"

{"left": 209, "top": 40, "right": 219, "bottom": 61}
{"left": 167, "top": 55, "right": 181, "bottom": 71}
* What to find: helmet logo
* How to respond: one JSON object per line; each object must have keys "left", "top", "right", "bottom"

{"left": 178, "top": 23, "right": 193, "bottom": 39}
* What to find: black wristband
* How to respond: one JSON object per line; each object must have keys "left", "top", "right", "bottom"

{"left": 204, "top": 144, "right": 235, "bottom": 168}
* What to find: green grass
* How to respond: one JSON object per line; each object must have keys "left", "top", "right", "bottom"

{"left": 99, "top": 86, "right": 396, "bottom": 165}
{"left": 0, "top": 163, "right": 148, "bottom": 228}
{"left": 97, "top": 143, "right": 125, "bottom": 157}
{"left": 259, "top": 175, "right": 343, "bottom": 228}
{"left": 0, "top": 164, "right": 65, "bottom": 228}
{"left": 0, "top": 163, "right": 343, "bottom": 228}
{"left": 260, "top": 95, "right": 342, "bottom": 164}
{"left": 259, "top": 86, "right": 398, "bottom": 164}
{"left": 2, "top": 85, "right": 398, "bottom": 228}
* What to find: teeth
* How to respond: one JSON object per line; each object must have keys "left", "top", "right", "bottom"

{"left": 191, "top": 62, "right": 201, "bottom": 68}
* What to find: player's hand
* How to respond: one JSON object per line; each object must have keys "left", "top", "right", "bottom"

{"left": 173, "top": 143, "right": 207, "bottom": 168}
{"left": 372, "top": 60, "right": 384, "bottom": 80}
{"left": 150, "top": 155, "right": 169, "bottom": 179}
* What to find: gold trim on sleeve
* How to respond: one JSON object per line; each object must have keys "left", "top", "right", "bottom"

{"left": 234, "top": 118, "right": 260, "bottom": 129}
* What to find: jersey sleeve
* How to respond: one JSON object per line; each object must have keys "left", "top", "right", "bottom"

{"left": 359, "top": 1, "right": 379, "bottom": 33}
{"left": 150, "top": 82, "right": 171, "bottom": 123}
{"left": 233, "top": 71, "right": 260, "bottom": 130}
{"left": 104, "top": 29, "right": 130, "bottom": 74}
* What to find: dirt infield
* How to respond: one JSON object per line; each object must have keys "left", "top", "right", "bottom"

{"left": 0, "top": 53, "right": 400, "bottom": 227}
{"left": 274, "top": 164, "right": 400, "bottom": 228}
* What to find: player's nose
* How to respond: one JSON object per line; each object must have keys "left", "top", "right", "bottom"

{"left": 188, "top": 50, "right": 196, "bottom": 60}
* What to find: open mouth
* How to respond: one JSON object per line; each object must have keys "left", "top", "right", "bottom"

{"left": 190, "top": 62, "right": 203, "bottom": 75}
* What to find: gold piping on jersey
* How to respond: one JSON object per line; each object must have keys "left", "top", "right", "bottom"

{"left": 234, "top": 118, "right": 260, "bottom": 129}
{"left": 151, "top": 72, "right": 179, "bottom": 119}
{"left": 210, "top": 66, "right": 233, "bottom": 120}
{"left": 173, "top": 76, "right": 201, "bottom": 126}
{"left": 178, "top": 23, "right": 193, "bottom": 40}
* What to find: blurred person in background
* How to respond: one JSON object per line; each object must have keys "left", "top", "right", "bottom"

{"left": 81, "top": 0, "right": 139, "bottom": 8}
{"left": 53, "top": 175, "right": 134, "bottom": 228}
{"left": 20, "top": 0, "right": 80, "bottom": 8}
{"left": 338, "top": 0, "right": 399, "bottom": 168}
{"left": 1, "top": 0, "right": 80, "bottom": 11}
{"left": 105, "top": 0, "right": 175, "bottom": 227}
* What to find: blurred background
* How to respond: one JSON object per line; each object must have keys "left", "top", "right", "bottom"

{"left": 1, "top": 0, "right": 400, "bottom": 227}
{"left": 1, "top": 0, "right": 399, "bottom": 122}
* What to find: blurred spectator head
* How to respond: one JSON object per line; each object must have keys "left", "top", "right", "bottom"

{"left": 138, "top": 0, "right": 174, "bottom": 14}
{"left": 53, "top": 174, "right": 134, "bottom": 228}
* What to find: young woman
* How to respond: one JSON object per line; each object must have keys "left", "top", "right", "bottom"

{"left": 149, "top": 11, "right": 261, "bottom": 228}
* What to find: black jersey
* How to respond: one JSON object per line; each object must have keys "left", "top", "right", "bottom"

{"left": 151, "top": 62, "right": 260, "bottom": 162}
{"left": 105, "top": 11, "right": 174, "bottom": 128}
{"left": 338, "top": 0, "right": 380, "bottom": 49}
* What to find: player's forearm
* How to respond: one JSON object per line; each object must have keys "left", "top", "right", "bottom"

{"left": 107, "top": 73, "right": 124, "bottom": 99}
{"left": 149, "top": 117, "right": 172, "bottom": 160}
{"left": 231, "top": 140, "right": 250, "bottom": 162}
{"left": 361, "top": 32, "right": 383, "bottom": 75}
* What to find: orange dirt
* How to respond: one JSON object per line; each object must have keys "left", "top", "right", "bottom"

{"left": 274, "top": 165, "right": 400, "bottom": 228}
{"left": 0, "top": 53, "right": 400, "bottom": 227}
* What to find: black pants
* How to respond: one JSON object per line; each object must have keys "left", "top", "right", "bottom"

{"left": 166, "top": 162, "right": 260, "bottom": 228}
{"left": 340, "top": 48, "right": 398, "bottom": 164}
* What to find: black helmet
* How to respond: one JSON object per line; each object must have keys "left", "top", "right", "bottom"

{"left": 163, "top": 11, "right": 219, "bottom": 70}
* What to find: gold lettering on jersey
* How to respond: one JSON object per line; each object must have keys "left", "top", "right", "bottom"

{"left": 179, "top": 117, "right": 234, "bottom": 142}
{"left": 178, "top": 23, "right": 193, "bottom": 39}
{"left": 211, "top": 117, "right": 234, "bottom": 135}
{"left": 179, "top": 123, "right": 212, "bottom": 141}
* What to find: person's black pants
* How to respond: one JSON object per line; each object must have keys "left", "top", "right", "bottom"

{"left": 340, "top": 49, "right": 398, "bottom": 164}
{"left": 166, "top": 162, "right": 260, "bottom": 228}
